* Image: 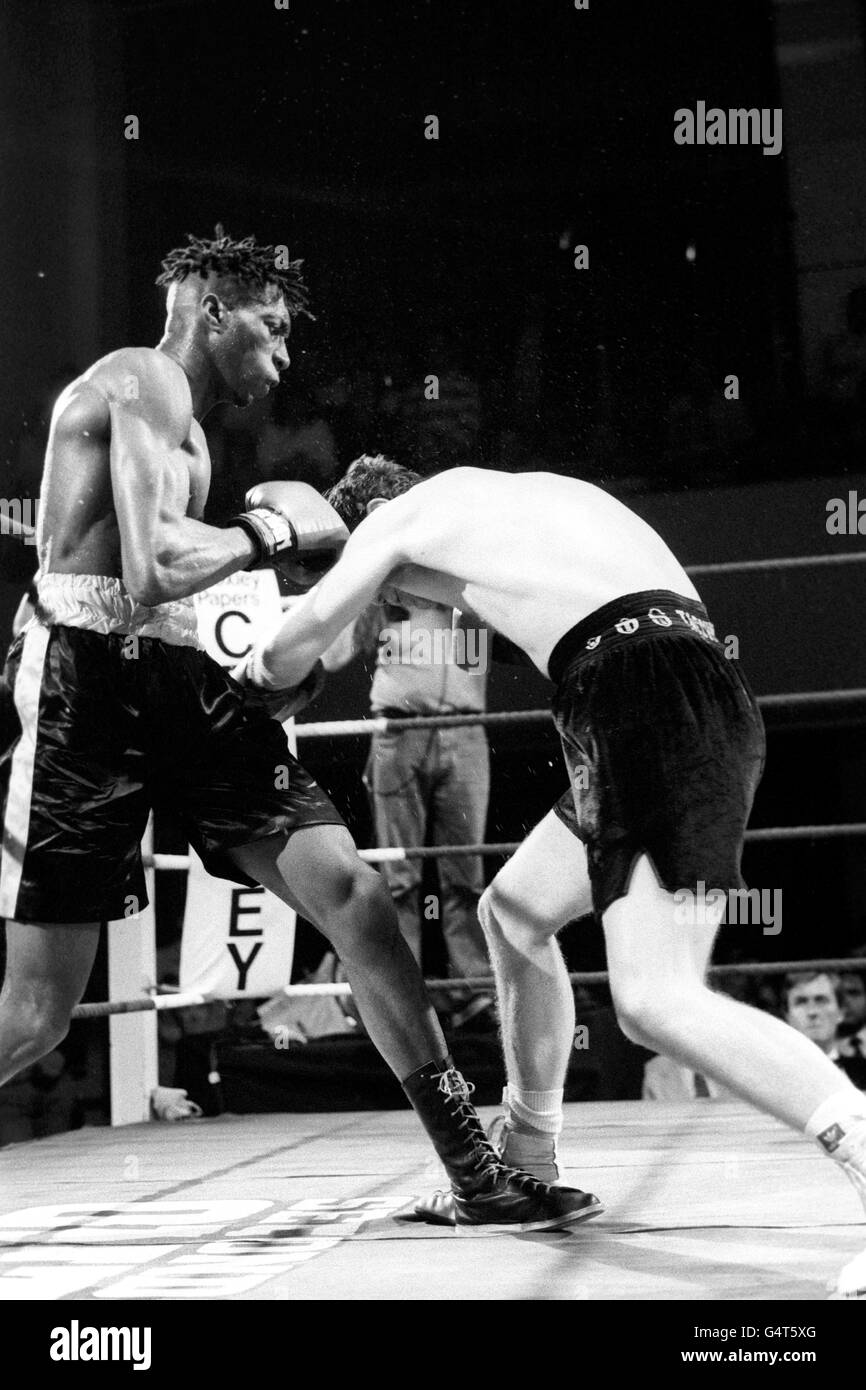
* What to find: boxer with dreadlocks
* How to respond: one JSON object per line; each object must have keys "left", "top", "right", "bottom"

{"left": 0, "top": 227, "right": 600, "bottom": 1235}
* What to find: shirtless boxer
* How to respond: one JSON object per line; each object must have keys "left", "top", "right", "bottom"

{"left": 243, "top": 454, "right": 866, "bottom": 1296}
{"left": 0, "top": 233, "right": 599, "bottom": 1234}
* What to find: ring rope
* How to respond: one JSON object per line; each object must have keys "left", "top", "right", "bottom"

{"left": 145, "top": 822, "right": 866, "bottom": 874}
{"left": 743, "top": 823, "right": 866, "bottom": 842}
{"left": 70, "top": 955, "right": 866, "bottom": 1020}
{"left": 758, "top": 689, "right": 866, "bottom": 709}
{"left": 296, "top": 710, "right": 553, "bottom": 738}
{"left": 685, "top": 550, "right": 866, "bottom": 577}
{"left": 295, "top": 689, "right": 866, "bottom": 739}
{"left": 47, "top": 553, "right": 866, "bottom": 1033}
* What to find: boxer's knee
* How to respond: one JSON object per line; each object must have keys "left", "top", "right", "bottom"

{"left": 324, "top": 861, "right": 401, "bottom": 957}
{"left": 611, "top": 986, "right": 658, "bottom": 1048}
{"left": 478, "top": 879, "right": 554, "bottom": 954}
{"left": 1, "top": 990, "right": 71, "bottom": 1060}
{"left": 611, "top": 976, "right": 697, "bottom": 1050}
{"left": 610, "top": 986, "right": 660, "bottom": 1048}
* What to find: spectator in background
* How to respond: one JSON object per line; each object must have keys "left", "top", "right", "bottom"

{"left": 838, "top": 967, "right": 866, "bottom": 1065}
{"left": 642, "top": 1050, "right": 736, "bottom": 1101}
{"left": 784, "top": 971, "right": 866, "bottom": 1090}
{"left": 321, "top": 468, "right": 494, "bottom": 1030}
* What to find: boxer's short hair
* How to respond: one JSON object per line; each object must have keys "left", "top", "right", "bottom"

{"left": 326, "top": 455, "right": 421, "bottom": 532}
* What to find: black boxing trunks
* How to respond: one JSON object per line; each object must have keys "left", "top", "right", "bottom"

{"left": 548, "top": 590, "right": 766, "bottom": 918}
{"left": 0, "top": 575, "right": 343, "bottom": 923}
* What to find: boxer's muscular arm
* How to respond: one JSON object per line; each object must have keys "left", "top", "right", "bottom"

{"left": 320, "top": 603, "right": 384, "bottom": 672}
{"left": 106, "top": 351, "right": 255, "bottom": 604}
{"left": 279, "top": 589, "right": 361, "bottom": 673}
{"left": 320, "top": 618, "right": 361, "bottom": 673}
{"left": 257, "top": 498, "right": 415, "bottom": 687}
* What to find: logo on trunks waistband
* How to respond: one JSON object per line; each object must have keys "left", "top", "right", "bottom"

{"left": 583, "top": 605, "right": 717, "bottom": 652}
{"left": 816, "top": 1122, "right": 847, "bottom": 1154}
{"left": 674, "top": 608, "right": 717, "bottom": 642}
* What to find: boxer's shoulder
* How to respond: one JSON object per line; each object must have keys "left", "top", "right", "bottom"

{"left": 404, "top": 466, "right": 488, "bottom": 531}
{"left": 81, "top": 347, "right": 193, "bottom": 437}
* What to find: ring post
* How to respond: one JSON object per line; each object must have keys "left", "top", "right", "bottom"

{"left": 108, "top": 816, "right": 158, "bottom": 1125}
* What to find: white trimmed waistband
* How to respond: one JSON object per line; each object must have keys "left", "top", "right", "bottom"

{"left": 35, "top": 574, "right": 201, "bottom": 648}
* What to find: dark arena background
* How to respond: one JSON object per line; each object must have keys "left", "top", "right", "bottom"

{"left": 0, "top": 0, "right": 865, "bottom": 1338}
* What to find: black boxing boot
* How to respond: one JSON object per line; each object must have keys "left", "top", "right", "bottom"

{"left": 402, "top": 1060, "right": 603, "bottom": 1233}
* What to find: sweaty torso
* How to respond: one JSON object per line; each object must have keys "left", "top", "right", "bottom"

{"left": 390, "top": 468, "right": 700, "bottom": 676}
{"left": 37, "top": 349, "right": 209, "bottom": 578}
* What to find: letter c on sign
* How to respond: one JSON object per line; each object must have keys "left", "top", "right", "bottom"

{"left": 216, "top": 610, "right": 252, "bottom": 659}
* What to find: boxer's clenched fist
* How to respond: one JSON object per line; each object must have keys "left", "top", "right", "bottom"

{"left": 231, "top": 481, "right": 349, "bottom": 591}
{"left": 231, "top": 648, "right": 326, "bottom": 722}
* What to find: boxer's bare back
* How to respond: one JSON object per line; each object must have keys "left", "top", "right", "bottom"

{"left": 266, "top": 467, "right": 700, "bottom": 684}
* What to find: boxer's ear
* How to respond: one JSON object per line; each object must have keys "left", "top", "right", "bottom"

{"left": 200, "top": 291, "right": 226, "bottom": 331}
{"left": 365, "top": 497, "right": 389, "bottom": 515}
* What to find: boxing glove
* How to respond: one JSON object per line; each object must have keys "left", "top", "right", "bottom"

{"left": 232, "top": 650, "right": 326, "bottom": 723}
{"left": 231, "top": 481, "right": 349, "bottom": 590}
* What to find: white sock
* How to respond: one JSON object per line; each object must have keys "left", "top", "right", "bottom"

{"left": 804, "top": 1089, "right": 866, "bottom": 1152}
{"left": 805, "top": 1090, "right": 866, "bottom": 1211}
{"left": 507, "top": 1084, "right": 564, "bottom": 1136}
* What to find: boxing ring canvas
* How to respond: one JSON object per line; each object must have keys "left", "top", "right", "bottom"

{"left": 0, "top": 1101, "right": 860, "bottom": 1301}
